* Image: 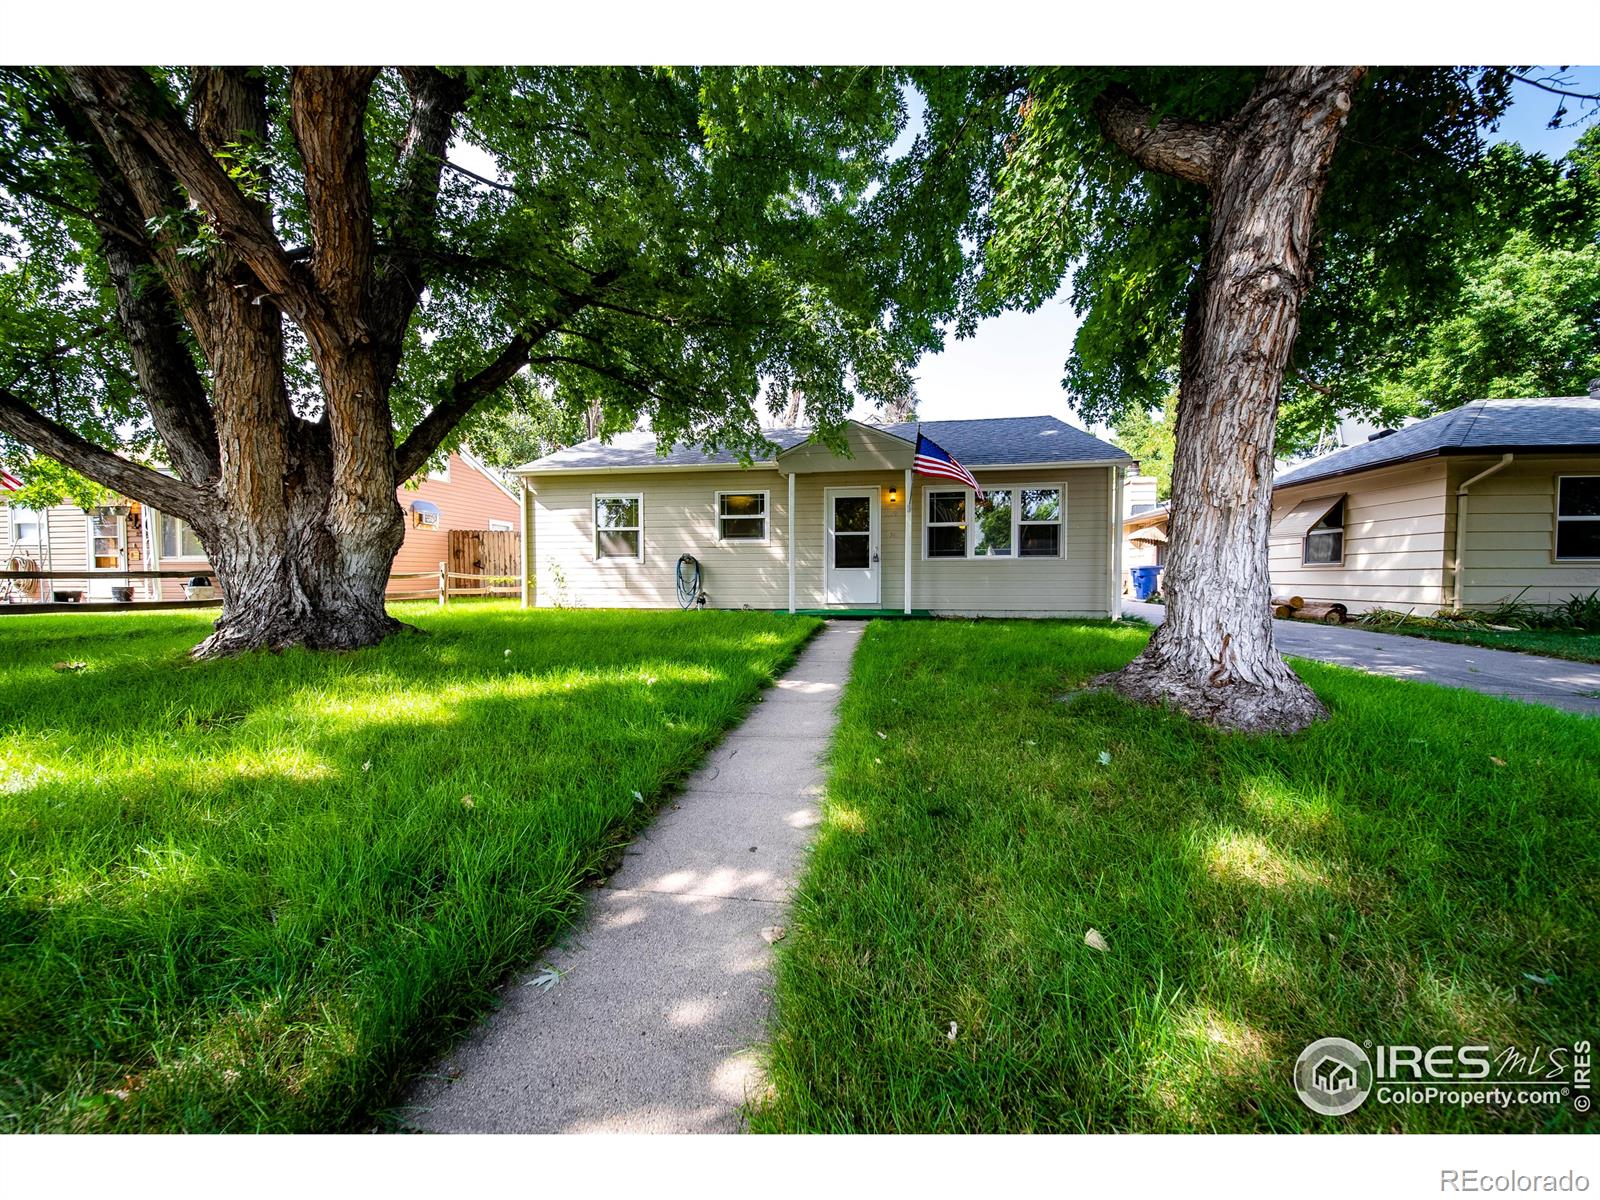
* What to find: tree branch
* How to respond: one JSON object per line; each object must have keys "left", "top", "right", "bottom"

{"left": 392, "top": 270, "right": 621, "bottom": 480}
{"left": 65, "top": 67, "right": 340, "bottom": 354}
{"left": 371, "top": 68, "right": 469, "bottom": 386}
{"left": 1093, "top": 85, "right": 1223, "bottom": 188}
{"left": 0, "top": 386, "right": 206, "bottom": 522}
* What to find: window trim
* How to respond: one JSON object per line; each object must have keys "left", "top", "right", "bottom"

{"left": 714, "top": 489, "right": 771, "bottom": 545}
{"left": 1300, "top": 497, "right": 1346, "bottom": 567}
{"left": 10, "top": 506, "right": 43, "bottom": 548}
{"left": 922, "top": 482, "right": 1067, "bottom": 561}
{"left": 923, "top": 487, "right": 970, "bottom": 560}
{"left": 159, "top": 512, "right": 208, "bottom": 561}
{"left": 1555, "top": 474, "right": 1600, "bottom": 562}
{"left": 1016, "top": 485, "right": 1066, "bottom": 560}
{"left": 487, "top": 518, "right": 514, "bottom": 533}
{"left": 592, "top": 492, "right": 644, "bottom": 563}
{"left": 425, "top": 459, "right": 451, "bottom": 484}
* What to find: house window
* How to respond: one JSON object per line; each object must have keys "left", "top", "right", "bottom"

{"left": 488, "top": 519, "right": 514, "bottom": 533}
{"left": 425, "top": 459, "right": 451, "bottom": 483}
{"left": 1018, "top": 487, "right": 1063, "bottom": 557}
{"left": 160, "top": 513, "right": 207, "bottom": 559}
{"left": 11, "top": 508, "right": 42, "bottom": 546}
{"left": 973, "top": 489, "right": 1013, "bottom": 557}
{"left": 1556, "top": 476, "right": 1600, "bottom": 560}
{"left": 717, "top": 491, "right": 769, "bottom": 543}
{"left": 1302, "top": 498, "right": 1345, "bottom": 565}
{"left": 594, "top": 494, "right": 643, "bottom": 561}
{"left": 925, "top": 490, "right": 968, "bottom": 558}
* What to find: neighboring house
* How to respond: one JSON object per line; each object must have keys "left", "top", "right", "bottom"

{"left": 0, "top": 449, "right": 520, "bottom": 603}
{"left": 1269, "top": 393, "right": 1600, "bottom": 614}
{"left": 1121, "top": 474, "right": 1168, "bottom": 574}
{"left": 510, "top": 416, "right": 1133, "bottom": 616}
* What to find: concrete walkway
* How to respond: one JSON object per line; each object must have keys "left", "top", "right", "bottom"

{"left": 404, "top": 620, "right": 861, "bottom": 1134}
{"left": 1122, "top": 599, "right": 1600, "bottom": 716}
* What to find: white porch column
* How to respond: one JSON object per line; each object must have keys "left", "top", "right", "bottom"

{"left": 787, "top": 471, "right": 797, "bottom": 613}
{"left": 903, "top": 466, "right": 913, "bottom": 614}
{"left": 520, "top": 480, "right": 534, "bottom": 610}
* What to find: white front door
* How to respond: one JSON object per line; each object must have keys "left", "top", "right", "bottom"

{"left": 825, "top": 488, "right": 880, "bottom": 606}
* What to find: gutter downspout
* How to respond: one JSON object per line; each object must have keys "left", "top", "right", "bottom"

{"left": 787, "top": 471, "right": 796, "bottom": 614}
{"left": 1450, "top": 453, "right": 1513, "bottom": 611}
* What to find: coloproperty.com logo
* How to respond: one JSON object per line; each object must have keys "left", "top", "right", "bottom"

{"left": 1293, "top": 1036, "right": 1592, "bottom": 1116}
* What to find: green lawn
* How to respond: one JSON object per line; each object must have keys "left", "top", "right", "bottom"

{"left": 0, "top": 601, "right": 818, "bottom": 1132}
{"left": 1353, "top": 621, "right": 1600, "bottom": 665}
{"left": 752, "top": 619, "right": 1599, "bottom": 1133}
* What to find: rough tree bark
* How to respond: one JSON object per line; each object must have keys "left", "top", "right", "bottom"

{"left": 0, "top": 67, "right": 601, "bottom": 657}
{"left": 1093, "top": 67, "right": 1367, "bottom": 733}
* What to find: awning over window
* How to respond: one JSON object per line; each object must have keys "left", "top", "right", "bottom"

{"left": 1130, "top": 526, "right": 1167, "bottom": 543}
{"left": 1269, "top": 494, "right": 1343, "bottom": 542}
{"left": 410, "top": 499, "right": 441, "bottom": 527}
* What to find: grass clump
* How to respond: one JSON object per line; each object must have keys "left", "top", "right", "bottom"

{"left": 752, "top": 618, "right": 1598, "bottom": 1133}
{"left": 0, "top": 600, "right": 818, "bottom": 1131}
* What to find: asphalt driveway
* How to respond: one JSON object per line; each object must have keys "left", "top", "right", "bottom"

{"left": 1121, "top": 599, "right": 1600, "bottom": 717}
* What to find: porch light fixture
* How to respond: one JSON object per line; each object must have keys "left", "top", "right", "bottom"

{"left": 888, "top": 485, "right": 898, "bottom": 504}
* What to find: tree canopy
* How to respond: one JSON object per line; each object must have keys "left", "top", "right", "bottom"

{"left": 0, "top": 67, "right": 923, "bottom": 494}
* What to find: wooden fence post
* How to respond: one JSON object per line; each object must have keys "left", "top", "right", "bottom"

{"left": 438, "top": 560, "right": 448, "bottom": 606}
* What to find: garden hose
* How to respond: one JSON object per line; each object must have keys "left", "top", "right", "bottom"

{"left": 675, "top": 554, "right": 704, "bottom": 610}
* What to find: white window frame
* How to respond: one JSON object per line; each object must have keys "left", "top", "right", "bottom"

{"left": 425, "top": 459, "right": 451, "bottom": 484}
{"left": 923, "top": 487, "right": 970, "bottom": 560}
{"left": 1016, "top": 485, "right": 1066, "bottom": 560}
{"left": 1556, "top": 475, "right": 1600, "bottom": 561}
{"left": 1300, "top": 497, "right": 1346, "bottom": 567}
{"left": 487, "top": 518, "right": 514, "bottom": 533}
{"left": 715, "top": 489, "right": 771, "bottom": 545}
{"left": 160, "top": 512, "right": 207, "bottom": 560}
{"left": 923, "top": 482, "right": 1066, "bottom": 561}
{"left": 10, "top": 506, "right": 43, "bottom": 547}
{"left": 593, "top": 492, "right": 644, "bottom": 563}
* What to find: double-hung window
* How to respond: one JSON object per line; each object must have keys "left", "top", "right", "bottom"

{"left": 1556, "top": 476, "right": 1600, "bottom": 560}
{"left": 160, "top": 513, "right": 207, "bottom": 559}
{"left": 925, "top": 484, "right": 1065, "bottom": 559}
{"left": 11, "top": 508, "right": 42, "bottom": 547}
{"left": 594, "top": 494, "right": 643, "bottom": 562}
{"left": 717, "top": 491, "right": 769, "bottom": 543}
{"left": 925, "top": 490, "right": 969, "bottom": 558}
{"left": 1018, "top": 488, "right": 1063, "bottom": 557}
{"left": 1302, "top": 498, "right": 1345, "bottom": 565}
{"left": 973, "top": 489, "right": 1013, "bottom": 557}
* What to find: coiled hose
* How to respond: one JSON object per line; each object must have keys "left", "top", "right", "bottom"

{"left": 675, "top": 554, "right": 703, "bottom": 610}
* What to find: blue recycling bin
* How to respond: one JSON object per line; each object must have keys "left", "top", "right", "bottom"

{"left": 1129, "top": 565, "right": 1163, "bottom": 600}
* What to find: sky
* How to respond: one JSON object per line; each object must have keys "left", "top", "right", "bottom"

{"left": 904, "top": 67, "right": 1600, "bottom": 429}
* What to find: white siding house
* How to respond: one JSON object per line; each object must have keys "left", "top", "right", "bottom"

{"left": 513, "top": 416, "right": 1133, "bottom": 617}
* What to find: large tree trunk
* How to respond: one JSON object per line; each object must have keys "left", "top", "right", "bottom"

{"left": 1098, "top": 68, "right": 1366, "bottom": 734}
{"left": 194, "top": 473, "right": 407, "bottom": 657}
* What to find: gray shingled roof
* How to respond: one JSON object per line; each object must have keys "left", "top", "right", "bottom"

{"left": 513, "top": 415, "right": 1130, "bottom": 473}
{"left": 1274, "top": 397, "right": 1600, "bottom": 490}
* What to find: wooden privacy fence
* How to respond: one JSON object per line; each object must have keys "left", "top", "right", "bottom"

{"left": 387, "top": 529, "right": 521, "bottom": 604}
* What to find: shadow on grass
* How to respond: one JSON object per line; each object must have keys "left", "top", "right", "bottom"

{"left": 754, "top": 619, "right": 1599, "bottom": 1134}
{"left": 0, "top": 603, "right": 820, "bottom": 1131}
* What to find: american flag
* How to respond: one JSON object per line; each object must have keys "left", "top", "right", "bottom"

{"left": 0, "top": 469, "right": 21, "bottom": 492}
{"left": 913, "top": 431, "right": 984, "bottom": 497}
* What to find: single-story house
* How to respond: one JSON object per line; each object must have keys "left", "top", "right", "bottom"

{"left": 0, "top": 449, "right": 519, "bottom": 604}
{"left": 1268, "top": 393, "right": 1600, "bottom": 614}
{"left": 510, "top": 416, "right": 1134, "bottom": 616}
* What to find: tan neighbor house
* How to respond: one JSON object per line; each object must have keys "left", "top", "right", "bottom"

{"left": 1268, "top": 395, "right": 1600, "bottom": 614}
{"left": 511, "top": 416, "right": 1134, "bottom": 615}
{"left": 1, "top": 449, "right": 520, "bottom": 605}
